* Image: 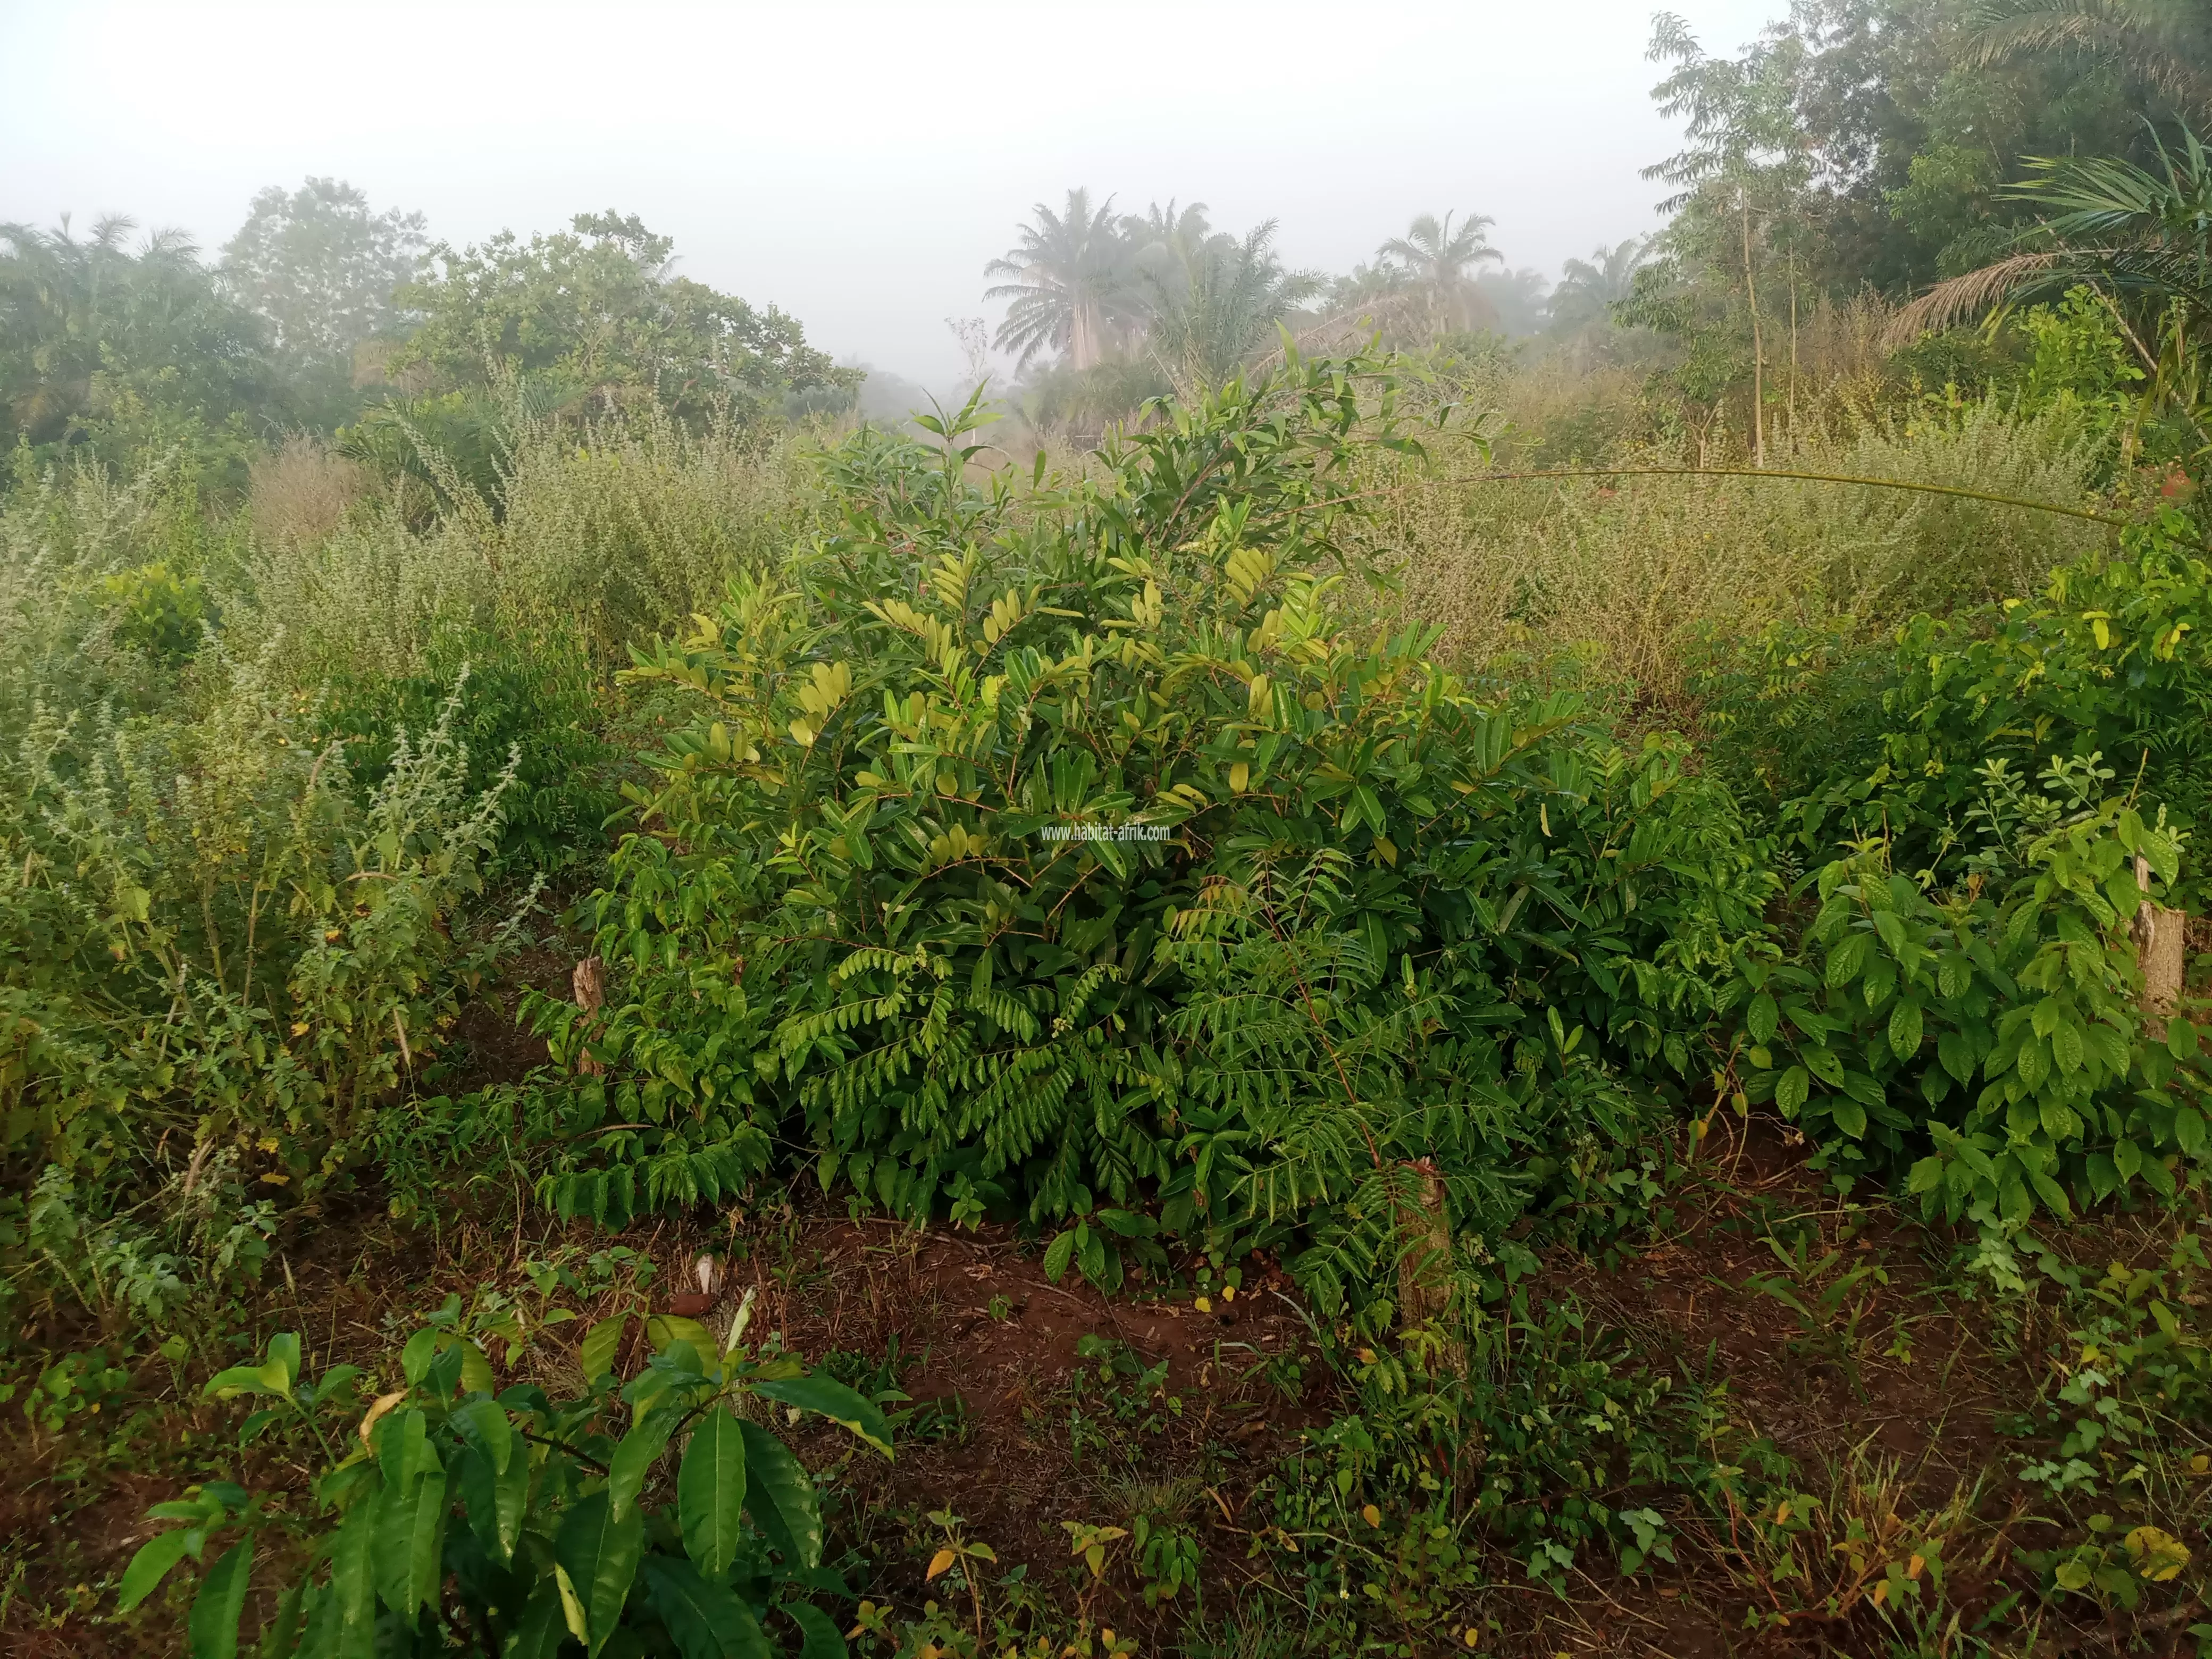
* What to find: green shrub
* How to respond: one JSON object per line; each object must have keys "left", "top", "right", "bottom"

{"left": 1721, "top": 797, "right": 2208, "bottom": 1225}
{"left": 520, "top": 361, "right": 1769, "bottom": 1316}
{"left": 118, "top": 1316, "right": 885, "bottom": 1656}
{"left": 1705, "top": 510, "right": 2212, "bottom": 906}
{"left": 321, "top": 633, "right": 621, "bottom": 880}
{"left": 0, "top": 658, "right": 533, "bottom": 1313}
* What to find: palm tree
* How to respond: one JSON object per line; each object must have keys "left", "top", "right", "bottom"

{"left": 1893, "top": 127, "right": 2212, "bottom": 334}
{"left": 1972, "top": 0, "right": 2212, "bottom": 128}
{"left": 1550, "top": 237, "right": 1652, "bottom": 333}
{"left": 1375, "top": 212, "right": 1503, "bottom": 334}
{"left": 1, "top": 215, "right": 264, "bottom": 448}
{"left": 1143, "top": 221, "right": 1323, "bottom": 395}
{"left": 1890, "top": 125, "right": 2212, "bottom": 457}
{"left": 984, "top": 189, "right": 1133, "bottom": 371}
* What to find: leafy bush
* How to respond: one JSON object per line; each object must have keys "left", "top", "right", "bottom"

{"left": 521, "top": 359, "right": 1767, "bottom": 1316}
{"left": 120, "top": 1312, "right": 886, "bottom": 1656}
{"left": 321, "top": 635, "right": 621, "bottom": 879}
{"left": 1722, "top": 797, "right": 2208, "bottom": 1224}
{"left": 0, "top": 659, "right": 532, "bottom": 1310}
{"left": 1704, "top": 510, "right": 2212, "bottom": 906}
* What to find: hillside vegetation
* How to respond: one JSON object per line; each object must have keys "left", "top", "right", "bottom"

{"left": 6, "top": 5, "right": 2212, "bottom": 1655}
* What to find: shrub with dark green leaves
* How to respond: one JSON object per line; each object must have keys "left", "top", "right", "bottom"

{"left": 1702, "top": 509, "right": 2212, "bottom": 906}
{"left": 118, "top": 1315, "right": 887, "bottom": 1657}
{"left": 520, "top": 359, "right": 1770, "bottom": 1314}
{"left": 1722, "top": 799, "right": 2208, "bottom": 1224}
{"left": 321, "top": 632, "right": 621, "bottom": 880}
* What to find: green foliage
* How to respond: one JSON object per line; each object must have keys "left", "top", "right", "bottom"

{"left": 1257, "top": 1295, "right": 1736, "bottom": 1623}
{"left": 321, "top": 638, "right": 621, "bottom": 879}
{"left": 1700, "top": 510, "right": 2212, "bottom": 898}
{"left": 0, "top": 661, "right": 533, "bottom": 1311}
{"left": 119, "top": 1320, "right": 886, "bottom": 1656}
{"left": 0, "top": 217, "right": 272, "bottom": 457}
{"left": 391, "top": 213, "right": 856, "bottom": 422}
{"left": 522, "top": 359, "right": 1765, "bottom": 1313}
{"left": 1722, "top": 798, "right": 2208, "bottom": 1224}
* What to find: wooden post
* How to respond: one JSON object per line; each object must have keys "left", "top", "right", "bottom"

{"left": 573, "top": 956, "right": 607, "bottom": 1075}
{"left": 2134, "top": 857, "right": 2185, "bottom": 1043}
{"left": 1396, "top": 1160, "right": 1454, "bottom": 1332}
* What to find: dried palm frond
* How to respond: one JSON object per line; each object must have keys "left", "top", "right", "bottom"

{"left": 1883, "top": 253, "right": 2065, "bottom": 347}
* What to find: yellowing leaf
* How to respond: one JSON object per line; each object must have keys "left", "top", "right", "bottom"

{"left": 1228, "top": 763, "right": 1250, "bottom": 793}
{"left": 926, "top": 1548, "right": 957, "bottom": 1581}
{"left": 1361, "top": 1504, "right": 1381, "bottom": 1527}
{"left": 2124, "top": 1524, "right": 2190, "bottom": 1581}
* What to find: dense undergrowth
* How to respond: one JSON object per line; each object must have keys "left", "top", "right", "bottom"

{"left": 3, "top": 329, "right": 2210, "bottom": 1657}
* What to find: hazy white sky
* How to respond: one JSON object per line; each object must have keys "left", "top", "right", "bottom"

{"left": 2, "top": 0, "right": 1784, "bottom": 384}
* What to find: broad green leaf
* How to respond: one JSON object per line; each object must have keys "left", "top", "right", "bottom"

{"left": 373, "top": 1466, "right": 447, "bottom": 1621}
{"left": 1937, "top": 1029, "right": 1976, "bottom": 1084}
{"left": 2172, "top": 1019, "right": 2202, "bottom": 1061}
{"left": 189, "top": 1537, "right": 253, "bottom": 1659}
{"left": 753, "top": 1374, "right": 895, "bottom": 1457}
{"left": 118, "top": 1528, "right": 194, "bottom": 1613}
{"left": 266, "top": 1334, "right": 302, "bottom": 1393}
{"left": 638, "top": 1555, "right": 772, "bottom": 1659}
{"left": 457, "top": 1439, "right": 529, "bottom": 1569}
{"left": 555, "top": 1490, "right": 645, "bottom": 1658}
{"left": 329, "top": 1496, "right": 378, "bottom": 1659}
{"left": 203, "top": 1365, "right": 291, "bottom": 1403}
{"left": 609, "top": 1411, "right": 676, "bottom": 1522}
{"left": 678, "top": 1407, "right": 748, "bottom": 1578}
{"left": 1746, "top": 993, "right": 1779, "bottom": 1045}
{"left": 2050, "top": 1020, "right": 2084, "bottom": 1076}
{"left": 1804, "top": 1046, "right": 1845, "bottom": 1087}
{"left": 1774, "top": 1066, "right": 1809, "bottom": 1115}
{"left": 375, "top": 1410, "right": 431, "bottom": 1492}
{"left": 740, "top": 1418, "right": 822, "bottom": 1570}
{"left": 2027, "top": 1167, "right": 2073, "bottom": 1218}
{"left": 500, "top": 1583, "right": 571, "bottom": 1659}
{"left": 456, "top": 1397, "right": 513, "bottom": 1474}
{"left": 2085, "top": 1151, "right": 2121, "bottom": 1201}
{"left": 399, "top": 1330, "right": 438, "bottom": 1387}
{"left": 579, "top": 1315, "right": 629, "bottom": 1386}
{"left": 1041, "top": 1229, "right": 1076, "bottom": 1283}
{"left": 1829, "top": 1099, "right": 1868, "bottom": 1140}
{"left": 646, "top": 1316, "right": 715, "bottom": 1358}
{"left": 1825, "top": 932, "right": 1870, "bottom": 988}
{"left": 456, "top": 1338, "right": 496, "bottom": 1397}
{"left": 2174, "top": 1108, "right": 2206, "bottom": 1159}
{"left": 1888, "top": 1000, "right": 1923, "bottom": 1061}
{"left": 786, "top": 1601, "right": 850, "bottom": 1658}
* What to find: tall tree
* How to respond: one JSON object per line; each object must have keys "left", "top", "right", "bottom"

{"left": 220, "top": 178, "right": 427, "bottom": 362}
{"left": 1142, "top": 221, "right": 1321, "bottom": 394}
{"left": 984, "top": 189, "right": 1132, "bottom": 370}
{"left": 390, "top": 211, "right": 848, "bottom": 418}
{"left": 1973, "top": 0, "right": 2212, "bottom": 128}
{"left": 0, "top": 216, "right": 270, "bottom": 451}
{"left": 1375, "top": 212, "right": 1503, "bottom": 334}
{"left": 1551, "top": 237, "right": 1653, "bottom": 333}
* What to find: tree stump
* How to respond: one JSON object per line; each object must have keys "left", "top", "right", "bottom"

{"left": 573, "top": 956, "right": 607, "bottom": 1075}
{"left": 1396, "top": 1160, "right": 1454, "bottom": 1332}
{"left": 2134, "top": 857, "right": 2185, "bottom": 1044}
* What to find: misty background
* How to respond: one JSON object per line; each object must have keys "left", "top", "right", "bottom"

{"left": 2, "top": 0, "right": 1782, "bottom": 391}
